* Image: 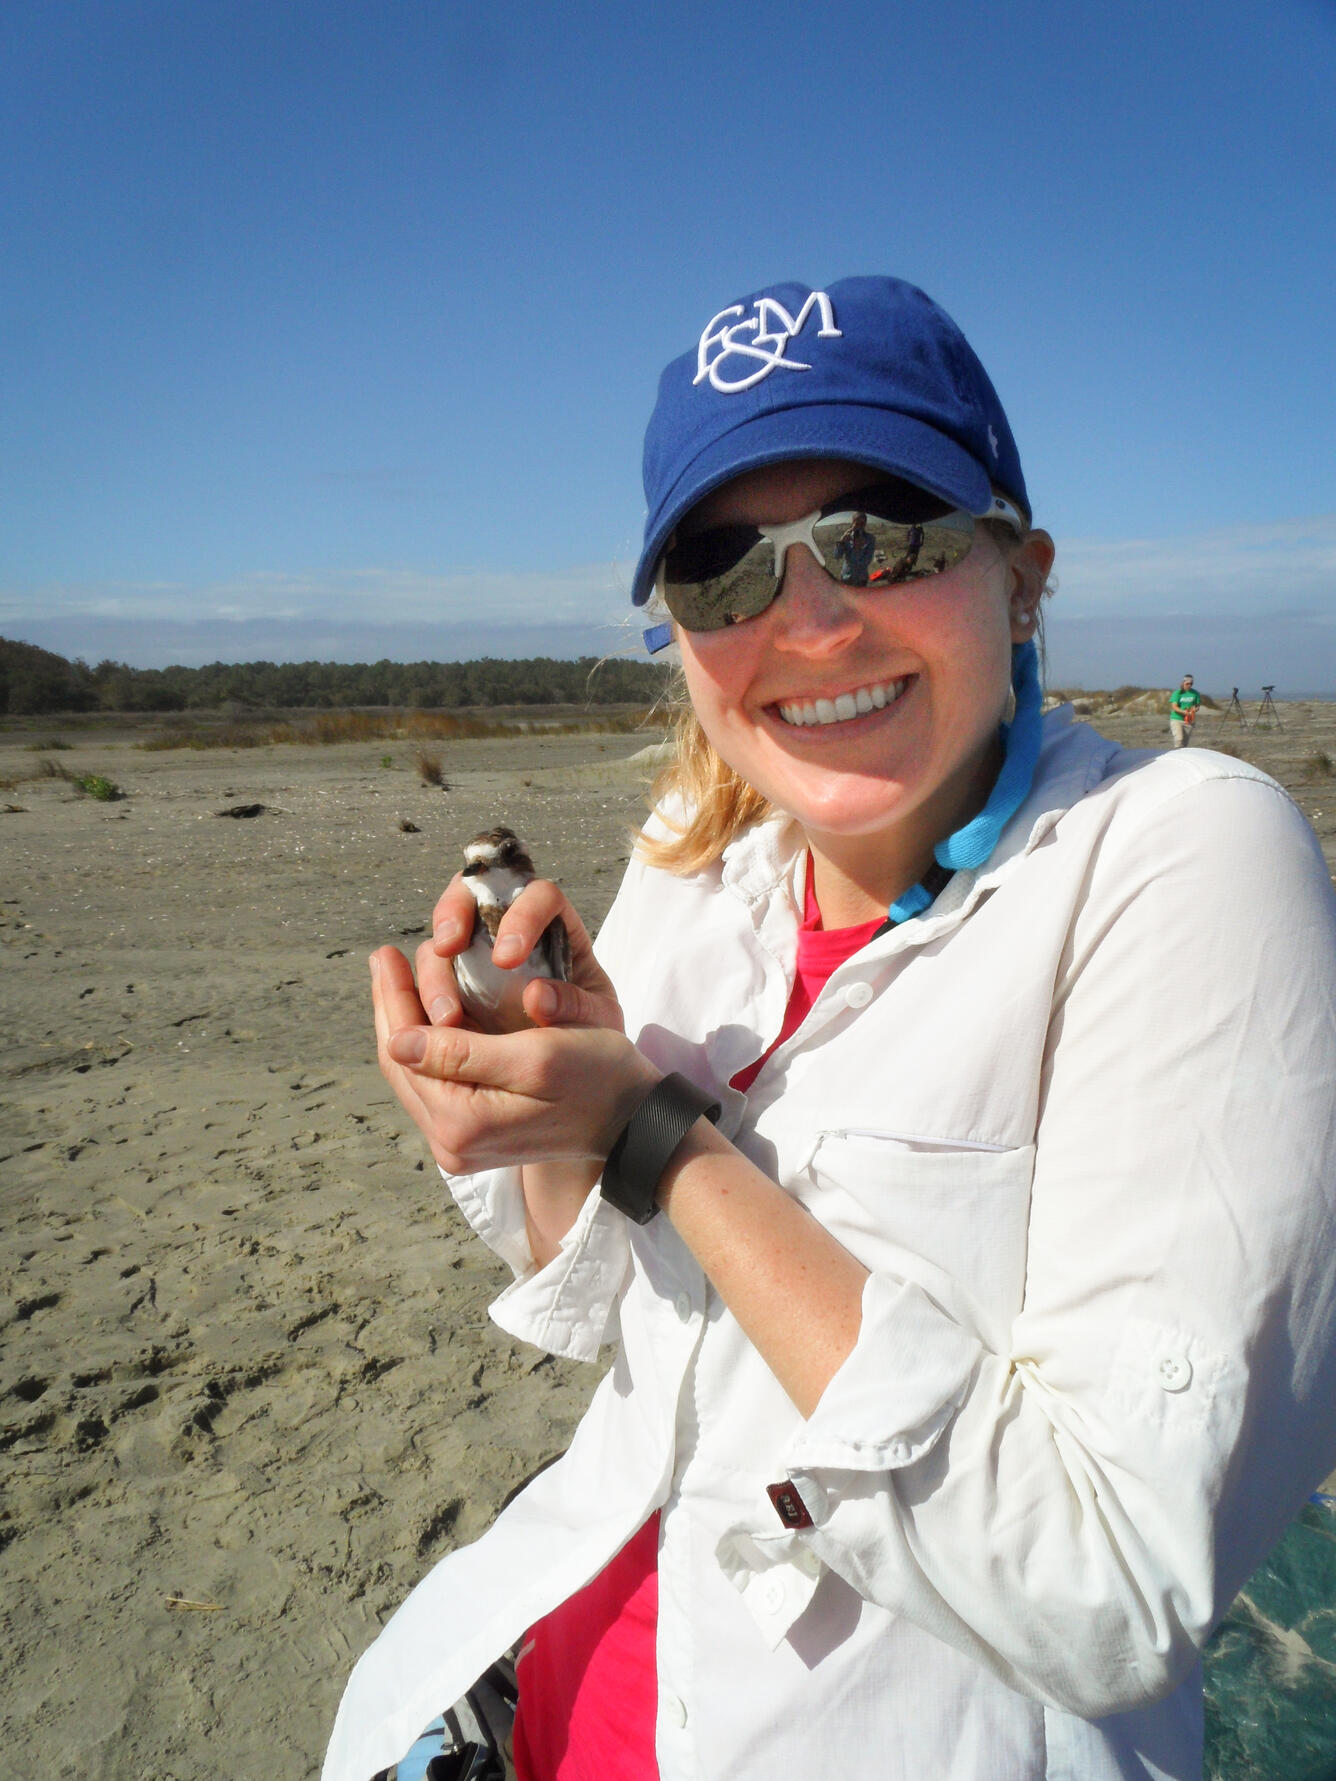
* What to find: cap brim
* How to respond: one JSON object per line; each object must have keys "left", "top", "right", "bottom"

{"left": 632, "top": 404, "right": 997, "bottom": 606}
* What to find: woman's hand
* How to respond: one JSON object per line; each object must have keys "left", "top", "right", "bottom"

{"left": 370, "top": 944, "right": 656, "bottom": 1176}
{"left": 370, "top": 874, "right": 655, "bottom": 1266}
{"left": 423, "top": 872, "right": 624, "bottom": 1035}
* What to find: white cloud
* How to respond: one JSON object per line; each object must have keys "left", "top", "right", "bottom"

{"left": 1041, "top": 514, "right": 1336, "bottom": 692}
{"left": 0, "top": 561, "right": 634, "bottom": 627}
{"left": 1053, "top": 514, "right": 1336, "bottom": 615}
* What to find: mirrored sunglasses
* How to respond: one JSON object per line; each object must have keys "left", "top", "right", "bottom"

{"left": 655, "top": 479, "right": 1025, "bottom": 635}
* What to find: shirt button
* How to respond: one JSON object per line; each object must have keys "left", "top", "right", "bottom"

{"left": 843, "top": 981, "right": 874, "bottom": 1010}
{"left": 889, "top": 1439, "right": 910, "bottom": 1463}
{"left": 1156, "top": 1351, "right": 1192, "bottom": 1392}
{"left": 661, "top": 1691, "right": 687, "bottom": 1728}
{"left": 759, "top": 1575, "right": 786, "bottom": 1613}
{"left": 674, "top": 1290, "right": 693, "bottom": 1322}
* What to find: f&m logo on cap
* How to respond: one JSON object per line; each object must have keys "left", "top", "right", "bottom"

{"left": 694, "top": 291, "right": 842, "bottom": 395}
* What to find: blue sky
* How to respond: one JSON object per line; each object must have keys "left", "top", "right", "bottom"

{"left": 2, "top": 0, "right": 1334, "bottom": 691}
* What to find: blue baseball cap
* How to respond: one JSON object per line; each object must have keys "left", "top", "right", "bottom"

{"left": 631, "top": 274, "right": 1029, "bottom": 608}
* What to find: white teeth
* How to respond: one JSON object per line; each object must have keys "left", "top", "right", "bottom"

{"left": 777, "top": 678, "right": 905, "bottom": 728}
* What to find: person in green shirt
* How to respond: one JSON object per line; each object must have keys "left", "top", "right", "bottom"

{"left": 1169, "top": 674, "right": 1201, "bottom": 747}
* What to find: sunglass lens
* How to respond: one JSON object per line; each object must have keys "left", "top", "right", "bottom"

{"left": 662, "top": 528, "right": 778, "bottom": 631}
{"left": 665, "top": 524, "right": 759, "bottom": 584}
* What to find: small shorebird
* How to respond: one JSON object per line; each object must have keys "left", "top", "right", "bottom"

{"left": 454, "top": 827, "right": 570, "bottom": 1032}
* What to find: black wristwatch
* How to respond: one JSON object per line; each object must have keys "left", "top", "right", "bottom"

{"left": 600, "top": 1072, "right": 722, "bottom": 1225}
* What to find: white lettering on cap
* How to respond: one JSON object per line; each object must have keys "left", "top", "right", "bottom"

{"left": 694, "top": 292, "right": 841, "bottom": 394}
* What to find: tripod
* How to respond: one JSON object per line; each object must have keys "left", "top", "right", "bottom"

{"left": 1256, "top": 685, "right": 1284, "bottom": 730}
{"left": 1222, "top": 687, "right": 1249, "bottom": 730}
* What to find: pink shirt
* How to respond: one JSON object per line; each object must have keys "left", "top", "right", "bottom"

{"left": 513, "top": 861, "right": 882, "bottom": 1780}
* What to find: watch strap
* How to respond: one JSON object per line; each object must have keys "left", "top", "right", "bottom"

{"left": 600, "top": 1072, "right": 722, "bottom": 1225}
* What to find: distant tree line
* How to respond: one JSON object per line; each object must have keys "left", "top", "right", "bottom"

{"left": 0, "top": 636, "right": 671, "bottom": 716}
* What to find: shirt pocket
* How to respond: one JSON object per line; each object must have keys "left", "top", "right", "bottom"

{"left": 805, "top": 1132, "right": 1036, "bottom": 1349}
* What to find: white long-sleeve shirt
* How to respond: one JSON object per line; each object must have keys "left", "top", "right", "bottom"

{"left": 324, "top": 711, "right": 1336, "bottom": 1781}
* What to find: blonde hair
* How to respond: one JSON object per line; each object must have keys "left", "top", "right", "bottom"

{"left": 636, "top": 681, "right": 773, "bottom": 874}
{"left": 635, "top": 519, "right": 1051, "bottom": 876}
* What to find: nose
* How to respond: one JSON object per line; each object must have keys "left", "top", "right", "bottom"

{"left": 770, "top": 545, "right": 864, "bottom": 656}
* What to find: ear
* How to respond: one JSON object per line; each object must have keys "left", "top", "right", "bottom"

{"left": 1007, "top": 529, "right": 1055, "bottom": 644}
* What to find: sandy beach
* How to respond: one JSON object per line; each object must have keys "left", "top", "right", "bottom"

{"left": 4, "top": 701, "right": 1335, "bottom": 1779}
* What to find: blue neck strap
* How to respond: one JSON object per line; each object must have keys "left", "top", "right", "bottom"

{"left": 886, "top": 639, "right": 1042, "bottom": 924}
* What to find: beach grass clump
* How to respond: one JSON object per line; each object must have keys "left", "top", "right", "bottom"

{"left": 25, "top": 738, "right": 73, "bottom": 751}
{"left": 74, "top": 772, "right": 123, "bottom": 801}
{"left": 413, "top": 747, "right": 446, "bottom": 788}
{"left": 34, "top": 758, "right": 123, "bottom": 799}
{"left": 1302, "top": 749, "right": 1334, "bottom": 781}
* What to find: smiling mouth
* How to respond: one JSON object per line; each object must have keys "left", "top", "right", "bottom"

{"left": 775, "top": 676, "right": 910, "bottom": 729}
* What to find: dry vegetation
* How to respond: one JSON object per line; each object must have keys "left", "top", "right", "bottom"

{"left": 1047, "top": 685, "right": 1222, "bottom": 716}
{"left": 131, "top": 705, "right": 663, "bottom": 752}
{"left": 413, "top": 746, "right": 446, "bottom": 788}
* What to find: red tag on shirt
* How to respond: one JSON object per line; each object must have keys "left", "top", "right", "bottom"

{"left": 766, "top": 1481, "right": 814, "bottom": 1530}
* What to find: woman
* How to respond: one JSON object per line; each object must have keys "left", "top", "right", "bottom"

{"left": 1169, "top": 674, "right": 1201, "bottom": 747}
{"left": 324, "top": 277, "right": 1336, "bottom": 1781}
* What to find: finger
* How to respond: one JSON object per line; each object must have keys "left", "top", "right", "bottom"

{"left": 415, "top": 937, "right": 465, "bottom": 1026}
{"left": 370, "top": 951, "right": 441, "bottom": 1134}
{"left": 371, "top": 948, "right": 428, "bottom": 1071}
{"left": 491, "top": 879, "right": 590, "bottom": 969}
{"left": 524, "top": 975, "right": 617, "bottom": 1030}
{"left": 431, "top": 875, "right": 477, "bottom": 954}
{"left": 385, "top": 1019, "right": 540, "bottom": 1096}
{"left": 373, "top": 944, "right": 427, "bottom": 1024}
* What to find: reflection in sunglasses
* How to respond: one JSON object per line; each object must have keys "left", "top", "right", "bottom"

{"left": 660, "top": 490, "right": 979, "bottom": 632}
